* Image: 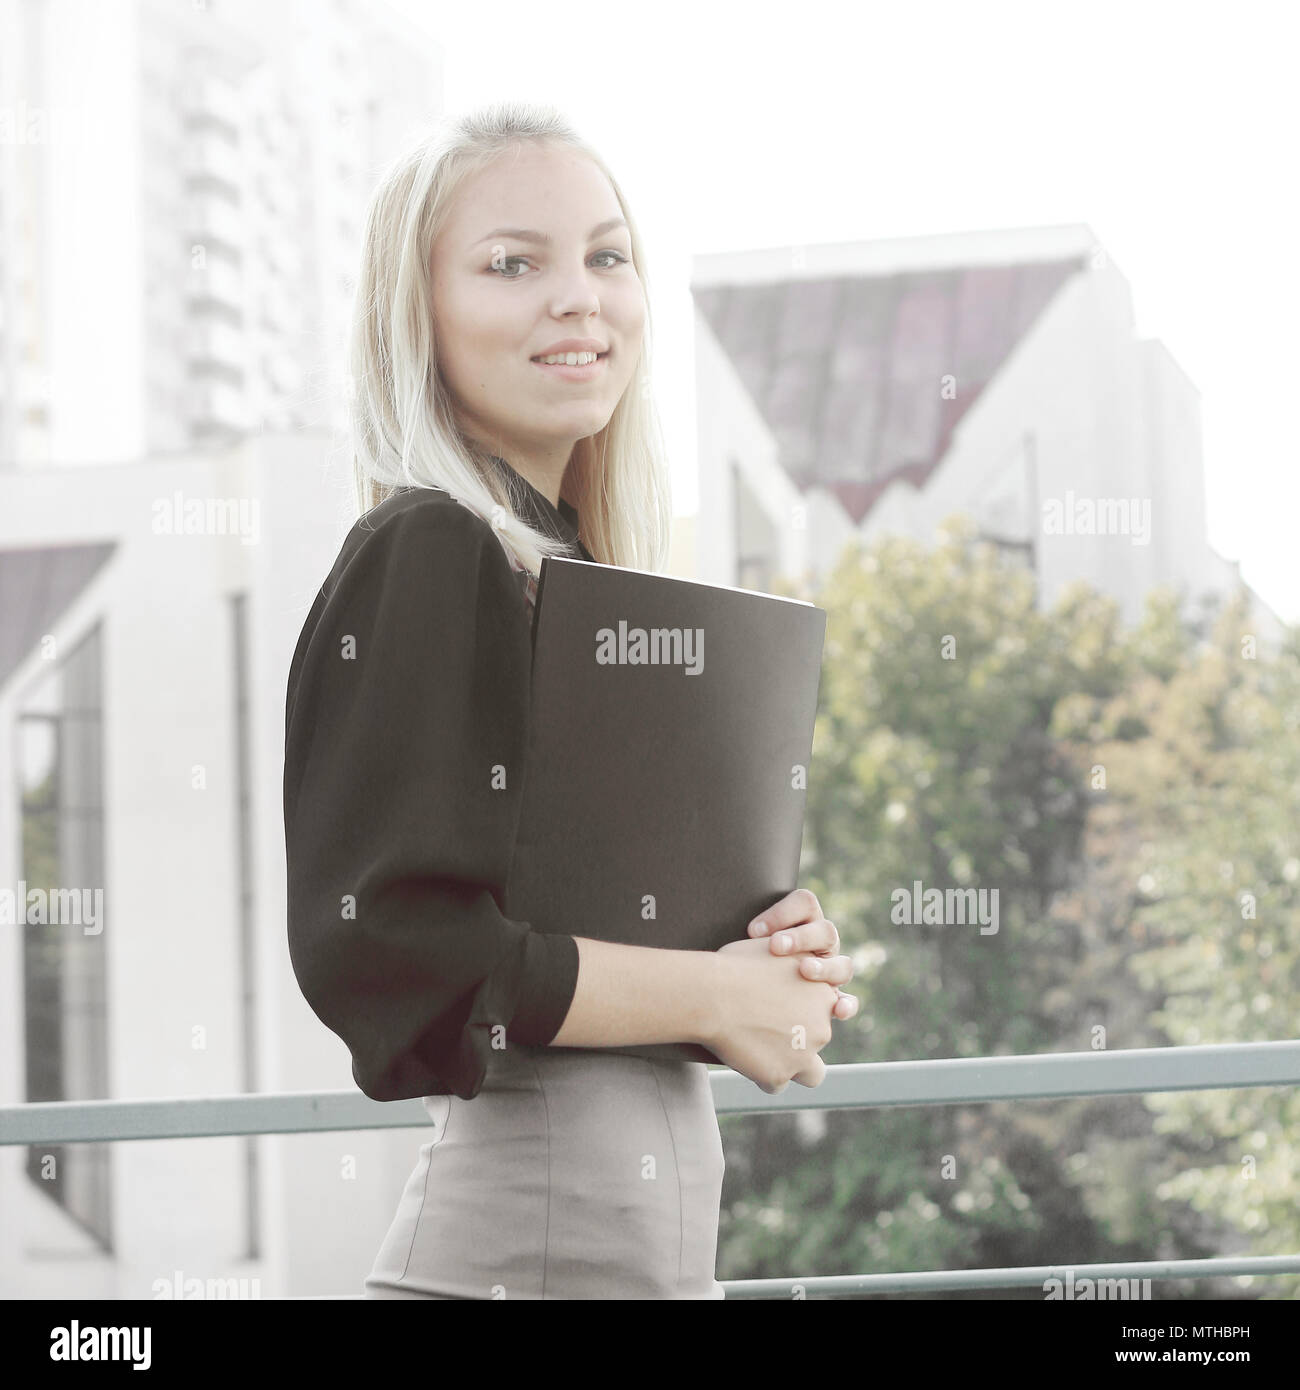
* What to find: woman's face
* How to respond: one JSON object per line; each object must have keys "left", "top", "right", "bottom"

{"left": 430, "top": 142, "right": 645, "bottom": 467}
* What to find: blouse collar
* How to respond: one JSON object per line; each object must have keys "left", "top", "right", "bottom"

{"left": 488, "top": 454, "right": 591, "bottom": 559}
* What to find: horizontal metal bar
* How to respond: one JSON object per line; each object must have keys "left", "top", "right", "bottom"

{"left": 300, "top": 1253, "right": 1300, "bottom": 1299}
{"left": 709, "top": 1039, "right": 1300, "bottom": 1115}
{"left": 721, "top": 1253, "right": 1300, "bottom": 1298}
{"left": 0, "top": 1090, "right": 428, "bottom": 1145}
{"left": 1, "top": 1040, "right": 1297, "bottom": 1144}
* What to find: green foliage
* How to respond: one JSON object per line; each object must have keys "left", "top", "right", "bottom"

{"left": 718, "top": 515, "right": 1298, "bottom": 1299}
{"left": 1094, "top": 591, "right": 1300, "bottom": 1295}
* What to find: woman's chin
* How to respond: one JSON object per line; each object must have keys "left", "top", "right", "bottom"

{"left": 531, "top": 404, "right": 617, "bottom": 437}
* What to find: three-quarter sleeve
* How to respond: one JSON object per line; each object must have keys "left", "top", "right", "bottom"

{"left": 282, "top": 496, "right": 580, "bottom": 1102}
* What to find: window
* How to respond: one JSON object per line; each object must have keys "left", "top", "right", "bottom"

{"left": 230, "top": 593, "right": 260, "bottom": 1258}
{"left": 21, "top": 625, "right": 111, "bottom": 1250}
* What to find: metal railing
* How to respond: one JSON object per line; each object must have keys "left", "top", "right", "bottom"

{"left": 4, "top": 1039, "right": 1299, "bottom": 1299}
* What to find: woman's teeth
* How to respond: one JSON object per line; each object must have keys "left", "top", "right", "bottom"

{"left": 533, "top": 351, "right": 603, "bottom": 365}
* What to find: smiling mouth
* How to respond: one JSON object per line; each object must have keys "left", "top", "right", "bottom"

{"left": 530, "top": 351, "right": 610, "bottom": 364}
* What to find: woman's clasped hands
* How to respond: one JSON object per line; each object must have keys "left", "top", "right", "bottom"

{"left": 708, "top": 888, "right": 859, "bottom": 1095}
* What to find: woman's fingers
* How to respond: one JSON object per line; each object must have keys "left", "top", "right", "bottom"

{"left": 752, "top": 912, "right": 840, "bottom": 959}
{"left": 792, "top": 1052, "right": 828, "bottom": 1088}
{"left": 767, "top": 919, "right": 839, "bottom": 956}
{"left": 748, "top": 888, "right": 824, "bottom": 938}
{"left": 748, "top": 893, "right": 850, "bottom": 993}
{"left": 833, "top": 990, "right": 860, "bottom": 1021}
{"left": 798, "top": 952, "right": 854, "bottom": 984}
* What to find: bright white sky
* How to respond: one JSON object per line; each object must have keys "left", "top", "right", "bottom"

{"left": 392, "top": 0, "right": 1299, "bottom": 624}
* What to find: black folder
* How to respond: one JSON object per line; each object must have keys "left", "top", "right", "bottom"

{"left": 505, "top": 555, "right": 828, "bottom": 1065}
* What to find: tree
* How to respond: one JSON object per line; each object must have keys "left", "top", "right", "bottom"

{"left": 716, "top": 517, "right": 1293, "bottom": 1299}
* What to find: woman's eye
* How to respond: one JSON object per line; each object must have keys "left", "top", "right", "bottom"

{"left": 489, "top": 250, "right": 629, "bottom": 277}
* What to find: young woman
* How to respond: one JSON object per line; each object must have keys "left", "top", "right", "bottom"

{"left": 282, "top": 102, "right": 859, "bottom": 1300}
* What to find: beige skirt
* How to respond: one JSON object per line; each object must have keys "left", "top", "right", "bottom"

{"left": 362, "top": 1043, "right": 727, "bottom": 1300}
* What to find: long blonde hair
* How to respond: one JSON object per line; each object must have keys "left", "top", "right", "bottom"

{"left": 347, "top": 101, "right": 671, "bottom": 576}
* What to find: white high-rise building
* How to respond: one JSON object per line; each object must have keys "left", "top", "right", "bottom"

{"left": 0, "top": 0, "right": 442, "bottom": 470}
{"left": 0, "top": 0, "right": 450, "bottom": 1300}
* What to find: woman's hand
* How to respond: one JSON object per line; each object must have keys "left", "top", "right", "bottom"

{"left": 748, "top": 888, "right": 860, "bottom": 1022}
{"left": 709, "top": 937, "right": 837, "bottom": 1092}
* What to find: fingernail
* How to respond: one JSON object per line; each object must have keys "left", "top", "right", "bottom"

{"left": 805, "top": 959, "right": 821, "bottom": 976}
{"left": 750, "top": 918, "right": 768, "bottom": 935}
{"left": 773, "top": 932, "right": 792, "bottom": 953}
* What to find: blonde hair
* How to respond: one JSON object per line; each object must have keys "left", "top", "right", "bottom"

{"left": 347, "top": 101, "right": 671, "bottom": 576}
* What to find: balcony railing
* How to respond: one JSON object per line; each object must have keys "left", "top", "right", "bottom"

{"left": 3, "top": 1040, "right": 1299, "bottom": 1299}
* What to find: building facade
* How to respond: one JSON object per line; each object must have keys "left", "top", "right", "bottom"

{"left": 692, "top": 223, "right": 1284, "bottom": 644}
